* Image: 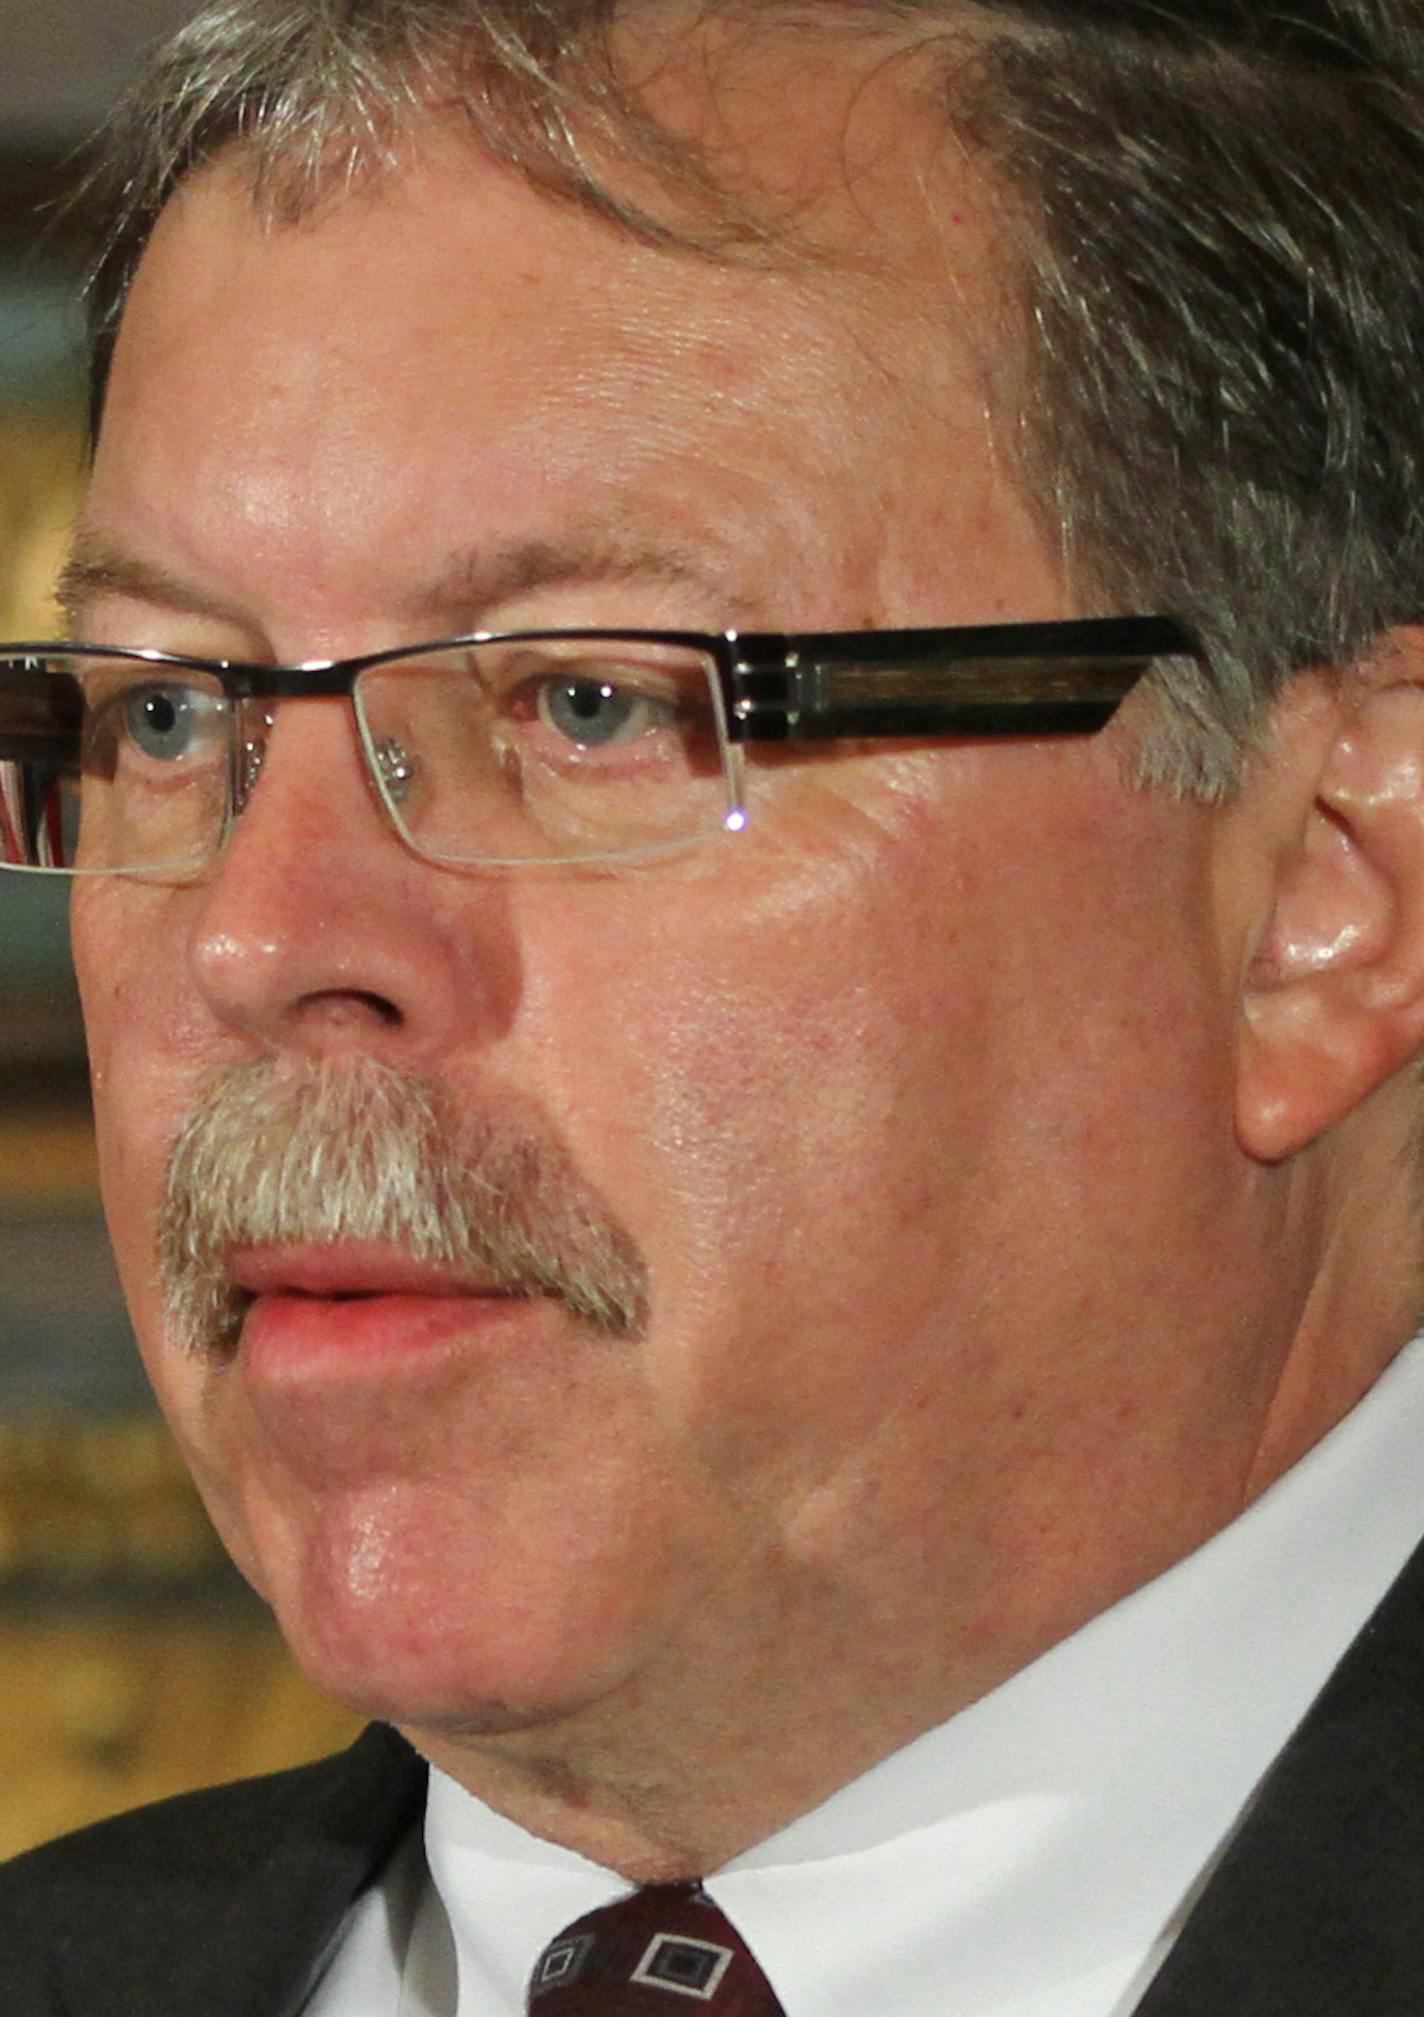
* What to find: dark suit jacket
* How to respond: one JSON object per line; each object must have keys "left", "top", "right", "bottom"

{"left": 4, "top": 1541, "right": 1424, "bottom": 2014}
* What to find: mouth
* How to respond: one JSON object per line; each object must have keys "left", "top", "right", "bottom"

{"left": 220, "top": 1243, "right": 538, "bottom": 1380}
{"left": 228, "top": 1243, "right": 522, "bottom": 1302}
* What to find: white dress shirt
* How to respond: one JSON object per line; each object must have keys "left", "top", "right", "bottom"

{"left": 307, "top": 1333, "right": 1424, "bottom": 2017}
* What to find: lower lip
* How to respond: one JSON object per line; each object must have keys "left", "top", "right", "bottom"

{"left": 239, "top": 1290, "right": 540, "bottom": 1382}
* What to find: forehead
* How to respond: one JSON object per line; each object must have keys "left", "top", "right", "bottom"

{"left": 89, "top": 40, "right": 1052, "bottom": 640}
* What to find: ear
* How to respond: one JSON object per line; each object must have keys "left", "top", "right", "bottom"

{"left": 1237, "top": 634, "right": 1424, "bottom": 1163}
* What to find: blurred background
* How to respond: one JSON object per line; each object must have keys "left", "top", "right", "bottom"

{"left": 0, "top": 0, "right": 358, "bottom": 1860}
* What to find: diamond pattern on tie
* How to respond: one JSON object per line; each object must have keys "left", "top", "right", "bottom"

{"left": 527, "top": 1883, "right": 786, "bottom": 2014}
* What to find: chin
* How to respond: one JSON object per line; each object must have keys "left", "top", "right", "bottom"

{"left": 234, "top": 1473, "right": 677, "bottom": 1739}
{"left": 278, "top": 1589, "right": 648, "bottom": 1740}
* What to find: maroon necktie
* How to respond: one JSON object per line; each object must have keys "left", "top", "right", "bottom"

{"left": 527, "top": 1883, "right": 788, "bottom": 2014}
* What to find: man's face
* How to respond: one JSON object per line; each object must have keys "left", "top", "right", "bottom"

{"left": 70, "top": 96, "right": 1276, "bottom": 1805}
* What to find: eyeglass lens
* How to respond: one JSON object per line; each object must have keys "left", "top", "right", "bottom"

{"left": 0, "top": 641, "right": 737, "bottom": 875}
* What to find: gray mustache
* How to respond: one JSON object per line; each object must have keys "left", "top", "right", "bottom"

{"left": 157, "top": 1055, "right": 649, "bottom": 1356}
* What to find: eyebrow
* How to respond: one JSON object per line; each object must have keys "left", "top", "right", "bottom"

{"left": 55, "top": 528, "right": 737, "bottom": 642}
{"left": 57, "top": 541, "right": 245, "bottom": 636}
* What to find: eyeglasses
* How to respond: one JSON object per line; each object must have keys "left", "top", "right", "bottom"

{"left": 0, "top": 617, "right": 1198, "bottom": 877}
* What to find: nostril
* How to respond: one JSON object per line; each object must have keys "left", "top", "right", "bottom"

{"left": 297, "top": 988, "right": 404, "bottom": 1032}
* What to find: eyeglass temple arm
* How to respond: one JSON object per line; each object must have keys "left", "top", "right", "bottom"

{"left": 724, "top": 617, "right": 1201, "bottom": 743}
{"left": 0, "top": 618, "right": 1200, "bottom": 761}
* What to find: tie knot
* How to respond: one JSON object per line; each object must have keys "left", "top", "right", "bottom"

{"left": 527, "top": 1883, "right": 786, "bottom": 2013}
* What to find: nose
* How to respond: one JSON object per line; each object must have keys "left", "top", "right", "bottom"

{"left": 187, "top": 697, "right": 518, "bottom": 1061}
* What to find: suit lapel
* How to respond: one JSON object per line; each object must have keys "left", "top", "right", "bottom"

{"left": 53, "top": 1722, "right": 426, "bottom": 2017}
{"left": 1134, "top": 1535, "right": 1424, "bottom": 2015}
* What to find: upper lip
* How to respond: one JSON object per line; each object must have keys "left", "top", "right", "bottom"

{"left": 226, "top": 1244, "right": 519, "bottom": 1300}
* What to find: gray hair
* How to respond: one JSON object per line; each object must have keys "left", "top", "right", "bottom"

{"left": 75, "top": 0, "right": 1424, "bottom": 795}
{"left": 161, "top": 1051, "right": 650, "bottom": 1351}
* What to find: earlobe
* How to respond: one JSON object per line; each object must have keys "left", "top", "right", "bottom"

{"left": 1236, "top": 662, "right": 1424, "bottom": 1163}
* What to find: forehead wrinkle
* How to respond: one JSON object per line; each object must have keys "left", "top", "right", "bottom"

{"left": 85, "top": 75, "right": 1013, "bottom": 655}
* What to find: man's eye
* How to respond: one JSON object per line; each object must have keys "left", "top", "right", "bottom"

{"left": 534, "top": 676, "right": 671, "bottom": 750}
{"left": 115, "top": 683, "right": 226, "bottom": 764}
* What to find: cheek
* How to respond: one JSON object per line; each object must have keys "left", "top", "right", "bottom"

{"left": 74, "top": 891, "right": 266, "bottom": 1577}
{"left": 518, "top": 805, "right": 1005, "bottom": 1479}
{"left": 71, "top": 886, "right": 211, "bottom": 1377}
{"left": 520, "top": 759, "right": 1229, "bottom": 1497}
